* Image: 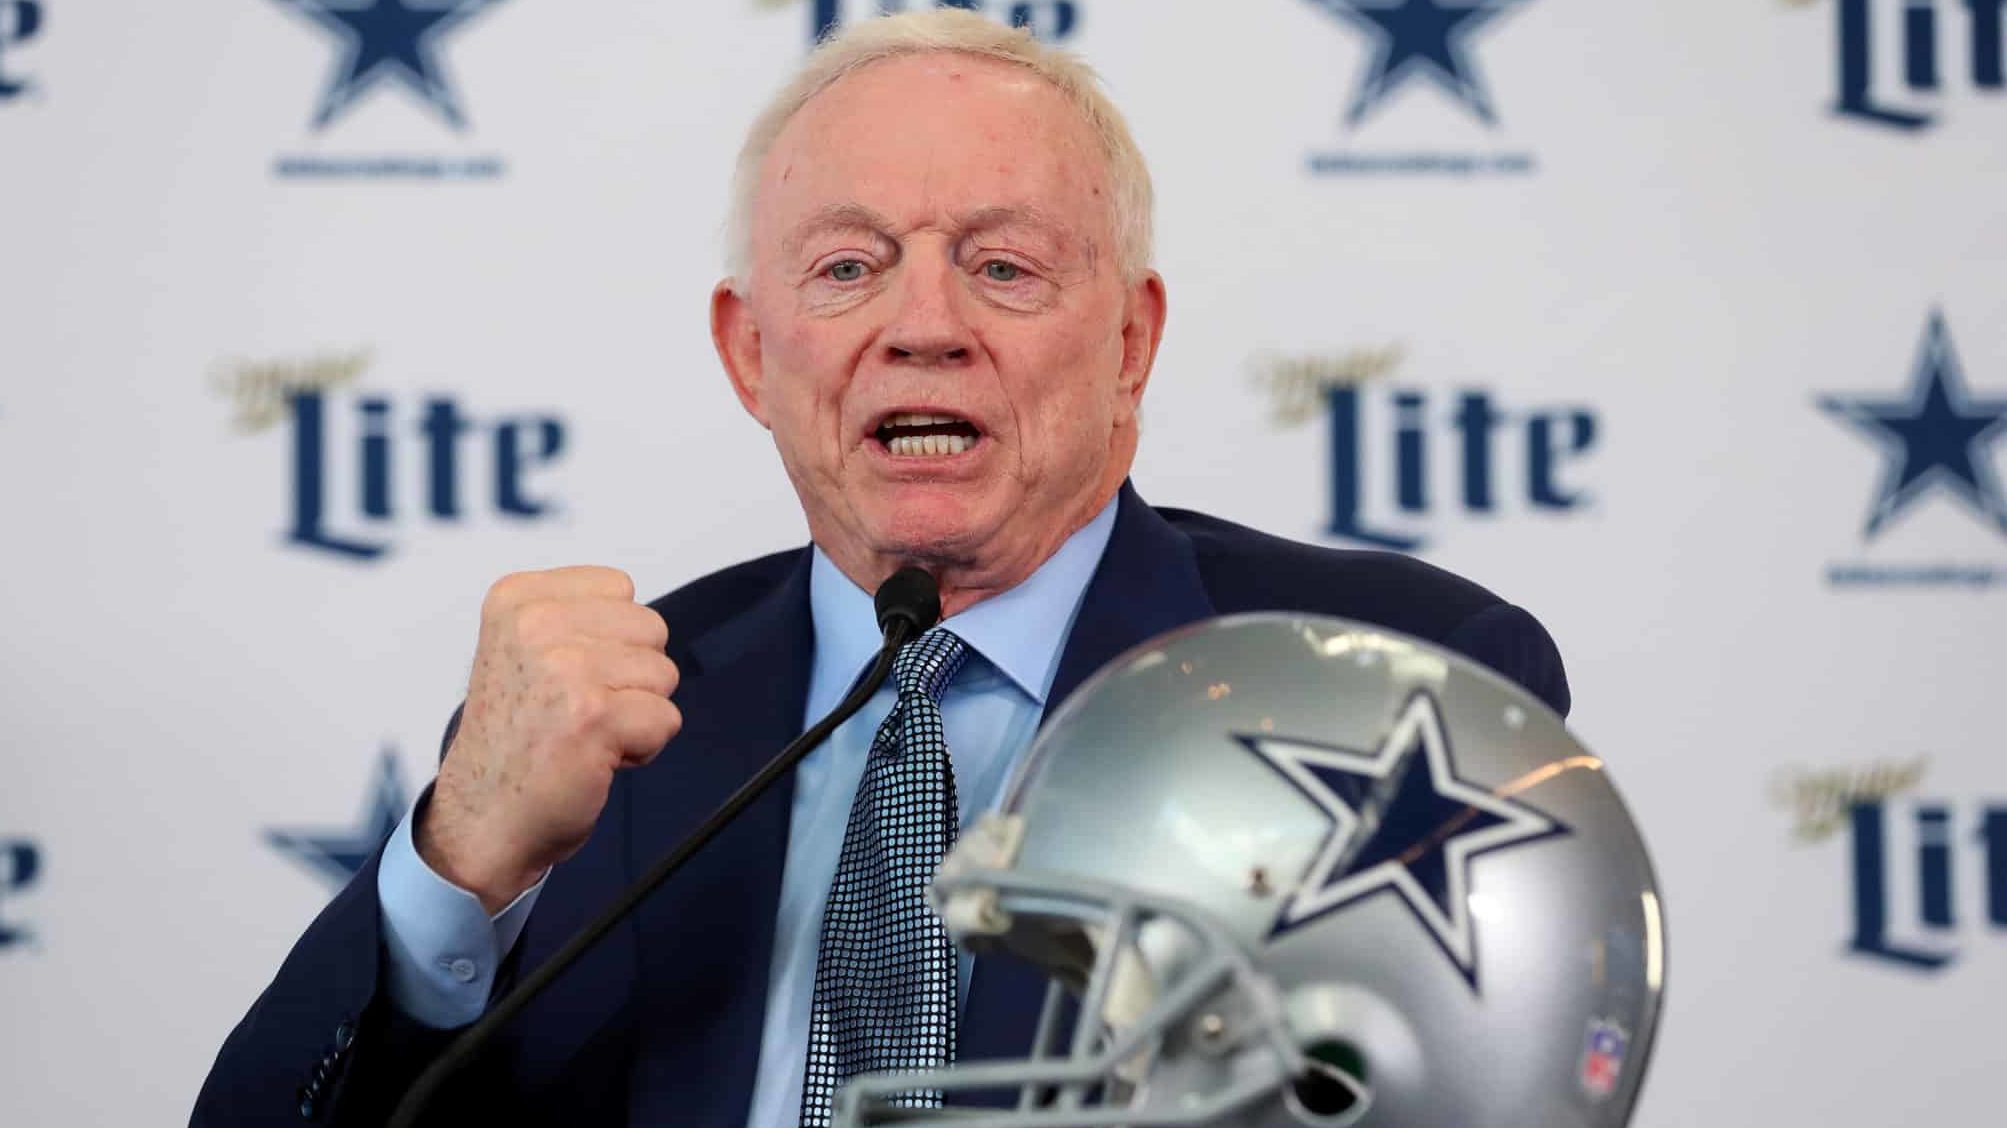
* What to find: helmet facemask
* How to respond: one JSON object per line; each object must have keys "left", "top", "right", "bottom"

{"left": 833, "top": 815, "right": 1371, "bottom": 1128}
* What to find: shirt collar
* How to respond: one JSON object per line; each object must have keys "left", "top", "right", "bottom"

{"left": 807, "top": 496, "right": 1120, "bottom": 712}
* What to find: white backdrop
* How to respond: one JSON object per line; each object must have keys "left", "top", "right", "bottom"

{"left": 3, "top": 0, "right": 2005, "bottom": 1124}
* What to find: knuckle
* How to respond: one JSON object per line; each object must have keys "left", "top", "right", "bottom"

{"left": 541, "top": 643, "right": 590, "bottom": 683}
{"left": 482, "top": 572, "right": 530, "bottom": 618}
{"left": 568, "top": 564, "right": 634, "bottom": 601}
{"left": 565, "top": 684, "right": 610, "bottom": 731}
{"left": 639, "top": 609, "right": 670, "bottom": 649}
{"left": 607, "top": 569, "right": 637, "bottom": 602}
{"left": 514, "top": 600, "right": 562, "bottom": 644}
{"left": 627, "top": 718, "right": 669, "bottom": 760}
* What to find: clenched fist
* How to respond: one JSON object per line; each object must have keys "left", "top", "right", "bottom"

{"left": 419, "top": 566, "right": 681, "bottom": 912}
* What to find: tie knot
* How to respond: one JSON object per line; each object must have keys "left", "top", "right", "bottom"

{"left": 891, "top": 628, "right": 968, "bottom": 704}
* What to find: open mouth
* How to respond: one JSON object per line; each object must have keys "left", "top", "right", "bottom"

{"left": 874, "top": 412, "right": 983, "bottom": 457}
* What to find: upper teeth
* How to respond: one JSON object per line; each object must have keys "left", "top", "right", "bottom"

{"left": 880, "top": 412, "right": 975, "bottom": 457}
{"left": 886, "top": 412, "right": 961, "bottom": 428}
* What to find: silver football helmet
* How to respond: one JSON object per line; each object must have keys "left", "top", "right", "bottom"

{"left": 834, "top": 613, "right": 1665, "bottom": 1128}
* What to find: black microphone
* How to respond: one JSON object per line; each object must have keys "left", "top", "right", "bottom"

{"left": 875, "top": 564, "right": 941, "bottom": 637}
{"left": 387, "top": 566, "right": 943, "bottom": 1128}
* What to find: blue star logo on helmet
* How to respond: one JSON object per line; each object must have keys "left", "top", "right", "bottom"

{"left": 1239, "top": 690, "right": 1566, "bottom": 989}
{"left": 275, "top": 0, "right": 505, "bottom": 131}
{"left": 1307, "top": 0, "right": 1527, "bottom": 127}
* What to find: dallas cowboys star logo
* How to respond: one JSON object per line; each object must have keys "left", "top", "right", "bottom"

{"left": 1239, "top": 691, "right": 1564, "bottom": 988}
{"left": 275, "top": 0, "right": 505, "bottom": 131}
{"left": 265, "top": 747, "right": 409, "bottom": 889}
{"left": 1819, "top": 311, "right": 2007, "bottom": 539}
{"left": 1307, "top": 0, "right": 1528, "bottom": 127}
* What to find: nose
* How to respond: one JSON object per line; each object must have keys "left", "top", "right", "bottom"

{"left": 880, "top": 252, "right": 975, "bottom": 368}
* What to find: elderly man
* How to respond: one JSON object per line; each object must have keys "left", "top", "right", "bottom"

{"left": 193, "top": 10, "right": 1566, "bottom": 1127}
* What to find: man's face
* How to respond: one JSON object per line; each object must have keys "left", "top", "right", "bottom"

{"left": 714, "top": 53, "right": 1166, "bottom": 593}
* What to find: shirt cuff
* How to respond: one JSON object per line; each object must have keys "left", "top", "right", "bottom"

{"left": 376, "top": 790, "right": 547, "bottom": 1029}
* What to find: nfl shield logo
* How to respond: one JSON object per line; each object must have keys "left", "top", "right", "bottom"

{"left": 1580, "top": 1019, "right": 1629, "bottom": 1099}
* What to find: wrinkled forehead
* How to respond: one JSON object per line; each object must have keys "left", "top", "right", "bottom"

{"left": 751, "top": 53, "right": 1115, "bottom": 262}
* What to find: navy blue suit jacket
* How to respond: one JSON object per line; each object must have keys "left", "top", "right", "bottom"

{"left": 192, "top": 484, "right": 1568, "bottom": 1126}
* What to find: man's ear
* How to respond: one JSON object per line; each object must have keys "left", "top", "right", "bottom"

{"left": 1115, "top": 271, "right": 1168, "bottom": 419}
{"left": 712, "top": 280, "right": 770, "bottom": 428}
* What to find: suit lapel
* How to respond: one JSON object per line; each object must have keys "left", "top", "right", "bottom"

{"left": 1044, "top": 483, "right": 1218, "bottom": 718}
{"left": 958, "top": 484, "right": 1217, "bottom": 1069}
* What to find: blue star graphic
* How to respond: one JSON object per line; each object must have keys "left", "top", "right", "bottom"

{"left": 1820, "top": 311, "right": 2007, "bottom": 539}
{"left": 275, "top": 0, "right": 504, "bottom": 131}
{"left": 265, "top": 748, "right": 409, "bottom": 889}
{"left": 1240, "top": 691, "right": 1564, "bottom": 988}
{"left": 1308, "top": 0, "right": 1527, "bottom": 127}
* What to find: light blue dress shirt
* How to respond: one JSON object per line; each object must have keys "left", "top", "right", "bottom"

{"left": 375, "top": 496, "right": 1118, "bottom": 1128}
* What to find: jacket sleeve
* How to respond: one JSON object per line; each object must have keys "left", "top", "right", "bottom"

{"left": 188, "top": 844, "right": 517, "bottom": 1126}
{"left": 1442, "top": 601, "right": 1572, "bottom": 719}
{"left": 189, "top": 847, "right": 394, "bottom": 1125}
{"left": 190, "top": 708, "right": 493, "bottom": 1126}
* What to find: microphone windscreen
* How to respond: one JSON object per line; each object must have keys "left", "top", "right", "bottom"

{"left": 874, "top": 566, "right": 942, "bottom": 635}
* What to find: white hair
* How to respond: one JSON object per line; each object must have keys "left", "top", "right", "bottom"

{"left": 725, "top": 9, "right": 1156, "bottom": 287}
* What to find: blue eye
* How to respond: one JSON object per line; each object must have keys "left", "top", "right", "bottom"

{"left": 828, "top": 260, "right": 867, "bottom": 282}
{"left": 983, "top": 260, "right": 1022, "bottom": 282}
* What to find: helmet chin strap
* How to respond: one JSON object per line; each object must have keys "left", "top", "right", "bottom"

{"left": 935, "top": 813, "right": 1028, "bottom": 941}
{"left": 1087, "top": 923, "right": 1160, "bottom": 1087}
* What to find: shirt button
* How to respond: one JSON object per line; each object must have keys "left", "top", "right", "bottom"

{"left": 444, "top": 957, "right": 479, "bottom": 983}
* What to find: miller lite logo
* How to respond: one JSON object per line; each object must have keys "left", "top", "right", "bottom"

{"left": 213, "top": 351, "right": 569, "bottom": 561}
{"left": 0, "top": 1, "right": 42, "bottom": 102}
{"left": 1844, "top": 798, "right": 2007, "bottom": 969}
{"left": 803, "top": 1, "right": 1079, "bottom": 46}
{"left": 0, "top": 839, "right": 41, "bottom": 951}
{"left": 1815, "top": 0, "right": 2007, "bottom": 130}
{"left": 1253, "top": 347, "right": 1600, "bottom": 551}
{"left": 1775, "top": 760, "right": 2007, "bottom": 971}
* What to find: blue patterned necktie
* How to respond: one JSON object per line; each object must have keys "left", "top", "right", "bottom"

{"left": 799, "top": 628, "right": 970, "bottom": 1128}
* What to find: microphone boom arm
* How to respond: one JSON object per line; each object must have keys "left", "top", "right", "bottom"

{"left": 387, "top": 578, "right": 934, "bottom": 1128}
